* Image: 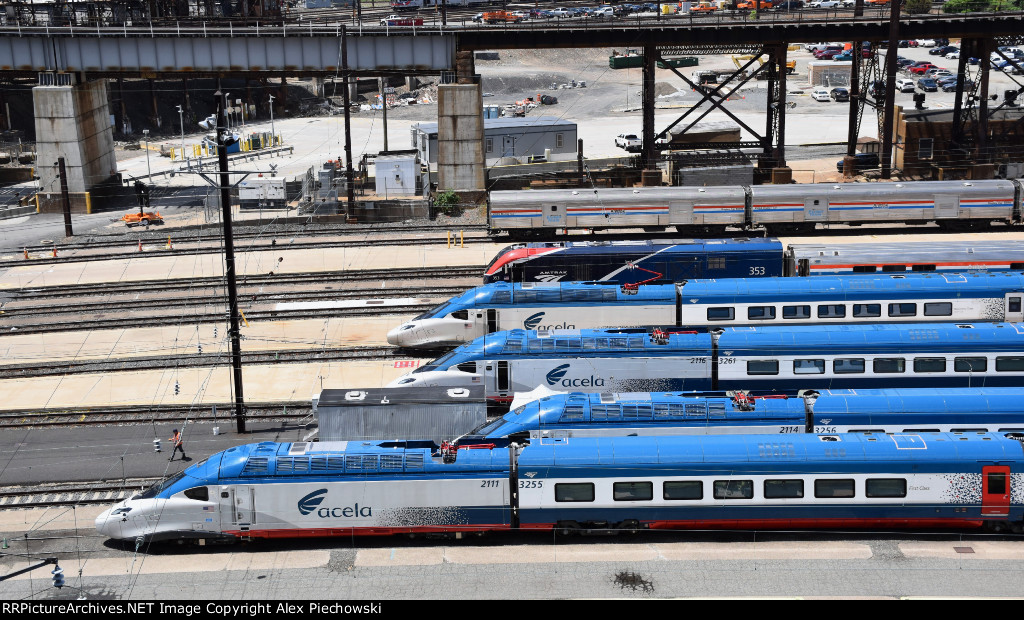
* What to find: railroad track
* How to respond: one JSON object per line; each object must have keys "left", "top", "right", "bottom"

{"left": 0, "top": 479, "right": 160, "bottom": 509}
{"left": 5, "top": 266, "right": 484, "bottom": 301}
{"left": 0, "top": 402, "right": 314, "bottom": 430}
{"left": 4, "top": 229, "right": 493, "bottom": 268}
{"left": 0, "top": 346, "right": 426, "bottom": 380}
{"left": 6, "top": 285, "right": 467, "bottom": 320}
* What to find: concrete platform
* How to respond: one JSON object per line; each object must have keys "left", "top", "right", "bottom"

{"left": 0, "top": 315, "right": 413, "bottom": 365}
{"left": 0, "top": 242, "right": 502, "bottom": 289}
{"left": 0, "top": 358, "right": 422, "bottom": 411}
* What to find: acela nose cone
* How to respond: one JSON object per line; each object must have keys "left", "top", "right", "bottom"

{"left": 387, "top": 323, "right": 417, "bottom": 346}
{"left": 94, "top": 508, "right": 114, "bottom": 536}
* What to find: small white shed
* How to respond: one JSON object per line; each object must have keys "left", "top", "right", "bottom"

{"left": 375, "top": 151, "right": 419, "bottom": 197}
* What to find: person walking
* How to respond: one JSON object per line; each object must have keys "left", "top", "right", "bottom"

{"left": 168, "top": 428, "right": 186, "bottom": 461}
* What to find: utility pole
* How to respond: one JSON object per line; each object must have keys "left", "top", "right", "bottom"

{"left": 342, "top": 26, "right": 355, "bottom": 206}
{"left": 268, "top": 94, "right": 276, "bottom": 145}
{"left": 57, "top": 157, "right": 73, "bottom": 237}
{"left": 379, "top": 77, "right": 389, "bottom": 152}
{"left": 215, "top": 89, "right": 247, "bottom": 434}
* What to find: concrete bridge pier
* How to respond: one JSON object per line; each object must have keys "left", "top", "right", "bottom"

{"left": 33, "top": 75, "right": 117, "bottom": 214}
{"left": 436, "top": 50, "right": 485, "bottom": 200}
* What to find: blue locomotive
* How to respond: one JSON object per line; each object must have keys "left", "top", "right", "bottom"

{"left": 485, "top": 238, "right": 1024, "bottom": 283}
{"left": 386, "top": 323, "right": 1024, "bottom": 402}
{"left": 95, "top": 432, "right": 1024, "bottom": 542}
{"left": 461, "top": 387, "right": 1024, "bottom": 443}
{"left": 388, "top": 271, "right": 1024, "bottom": 348}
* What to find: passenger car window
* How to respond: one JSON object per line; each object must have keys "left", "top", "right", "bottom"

{"left": 996, "top": 357, "right": 1024, "bottom": 371}
{"left": 764, "top": 479, "right": 804, "bottom": 499}
{"left": 794, "top": 359, "right": 825, "bottom": 374}
{"left": 873, "top": 358, "right": 905, "bottom": 373}
{"left": 747, "top": 360, "right": 779, "bottom": 375}
{"left": 814, "top": 479, "right": 855, "bottom": 498}
{"left": 833, "top": 358, "right": 865, "bottom": 374}
{"left": 913, "top": 357, "right": 946, "bottom": 373}
{"left": 613, "top": 481, "right": 653, "bottom": 501}
{"left": 555, "top": 483, "right": 595, "bottom": 502}
{"left": 888, "top": 303, "right": 917, "bottom": 317}
{"left": 664, "top": 481, "right": 703, "bottom": 500}
{"left": 954, "top": 357, "right": 987, "bottom": 372}
{"left": 747, "top": 306, "right": 776, "bottom": 320}
{"left": 783, "top": 305, "right": 811, "bottom": 319}
{"left": 817, "top": 304, "right": 846, "bottom": 318}
{"left": 853, "top": 304, "right": 881, "bottom": 318}
{"left": 713, "top": 480, "right": 753, "bottom": 500}
{"left": 866, "top": 479, "right": 907, "bottom": 498}
{"left": 923, "top": 303, "right": 952, "bottom": 316}
{"left": 707, "top": 307, "right": 735, "bottom": 321}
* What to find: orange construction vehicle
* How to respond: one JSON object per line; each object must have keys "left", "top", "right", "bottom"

{"left": 690, "top": 2, "right": 717, "bottom": 15}
{"left": 483, "top": 10, "right": 522, "bottom": 23}
{"left": 737, "top": 0, "right": 773, "bottom": 9}
{"left": 122, "top": 180, "right": 163, "bottom": 227}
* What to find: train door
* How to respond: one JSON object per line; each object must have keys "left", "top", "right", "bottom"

{"left": 543, "top": 203, "right": 566, "bottom": 228}
{"left": 934, "top": 194, "right": 960, "bottom": 219}
{"left": 981, "top": 465, "right": 1011, "bottom": 517}
{"left": 804, "top": 197, "right": 827, "bottom": 221}
{"left": 224, "top": 486, "right": 255, "bottom": 529}
{"left": 1006, "top": 294, "right": 1023, "bottom": 322}
{"left": 670, "top": 201, "right": 694, "bottom": 226}
{"left": 487, "top": 309, "right": 499, "bottom": 333}
{"left": 496, "top": 361, "right": 511, "bottom": 394}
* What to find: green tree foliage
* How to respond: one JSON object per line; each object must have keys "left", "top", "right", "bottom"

{"left": 434, "top": 189, "right": 460, "bottom": 216}
{"left": 904, "top": 0, "right": 932, "bottom": 13}
{"left": 942, "top": 0, "right": 994, "bottom": 13}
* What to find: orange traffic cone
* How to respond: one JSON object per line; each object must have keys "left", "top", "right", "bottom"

{"left": 138, "top": 240, "right": 143, "bottom": 252}
{"left": 166, "top": 237, "right": 173, "bottom": 250}
{"left": 23, "top": 248, "right": 28, "bottom": 259}
{"left": 51, "top": 247, "right": 57, "bottom": 258}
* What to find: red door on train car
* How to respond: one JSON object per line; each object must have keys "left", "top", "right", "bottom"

{"left": 981, "top": 466, "right": 1011, "bottom": 517}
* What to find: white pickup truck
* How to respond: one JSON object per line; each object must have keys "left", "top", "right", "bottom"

{"left": 615, "top": 133, "right": 642, "bottom": 152}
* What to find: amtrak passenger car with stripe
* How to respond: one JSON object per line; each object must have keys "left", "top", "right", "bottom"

{"left": 386, "top": 323, "right": 1024, "bottom": 402}
{"left": 486, "top": 238, "right": 1024, "bottom": 285}
{"left": 488, "top": 179, "right": 1023, "bottom": 238}
{"left": 387, "top": 272, "right": 1024, "bottom": 348}
{"left": 463, "top": 388, "right": 1024, "bottom": 443}
{"left": 95, "top": 433, "right": 1024, "bottom": 542}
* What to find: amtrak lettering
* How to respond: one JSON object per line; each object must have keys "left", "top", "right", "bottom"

{"left": 524, "top": 312, "right": 575, "bottom": 330}
{"left": 297, "top": 489, "right": 372, "bottom": 519}
{"left": 546, "top": 364, "right": 606, "bottom": 388}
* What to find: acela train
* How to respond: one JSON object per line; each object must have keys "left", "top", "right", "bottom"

{"left": 461, "top": 387, "right": 1024, "bottom": 443}
{"left": 484, "top": 238, "right": 1024, "bottom": 284}
{"left": 387, "top": 323, "right": 1024, "bottom": 402}
{"left": 388, "top": 272, "right": 1024, "bottom": 348}
{"left": 95, "top": 432, "right": 1024, "bottom": 542}
{"left": 488, "top": 179, "right": 1024, "bottom": 238}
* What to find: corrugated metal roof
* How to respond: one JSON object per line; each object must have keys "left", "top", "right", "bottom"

{"left": 413, "top": 115, "right": 576, "bottom": 136}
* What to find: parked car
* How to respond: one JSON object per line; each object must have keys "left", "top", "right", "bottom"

{"left": 913, "top": 39, "right": 937, "bottom": 48}
{"left": 929, "top": 45, "right": 957, "bottom": 56}
{"left": 615, "top": 134, "right": 642, "bottom": 152}
{"left": 775, "top": 0, "right": 805, "bottom": 7}
{"left": 808, "top": 0, "right": 841, "bottom": 7}
{"left": 830, "top": 87, "right": 850, "bottom": 101}
{"left": 868, "top": 80, "right": 886, "bottom": 99}
{"left": 917, "top": 78, "right": 938, "bottom": 92}
{"left": 941, "top": 79, "right": 974, "bottom": 92}
{"left": 835, "top": 152, "right": 880, "bottom": 173}
{"left": 817, "top": 49, "right": 843, "bottom": 60}
{"left": 549, "top": 8, "right": 571, "bottom": 17}
{"left": 811, "top": 87, "right": 831, "bottom": 102}
{"left": 896, "top": 58, "right": 915, "bottom": 69}
{"left": 472, "top": 12, "right": 484, "bottom": 22}
{"left": 833, "top": 52, "right": 853, "bottom": 62}
{"left": 909, "top": 63, "right": 938, "bottom": 75}
{"left": 925, "top": 67, "right": 948, "bottom": 77}
{"left": 946, "top": 51, "right": 961, "bottom": 59}
{"left": 896, "top": 78, "right": 916, "bottom": 93}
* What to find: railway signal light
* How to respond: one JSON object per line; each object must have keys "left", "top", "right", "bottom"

{"left": 174, "top": 381, "right": 180, "bottom": 395}
{"left": 197, "top": 344, "right": 203, "bottom": 354}
{"left": 51, "top": 565, "right": 64, "bottom": 588}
